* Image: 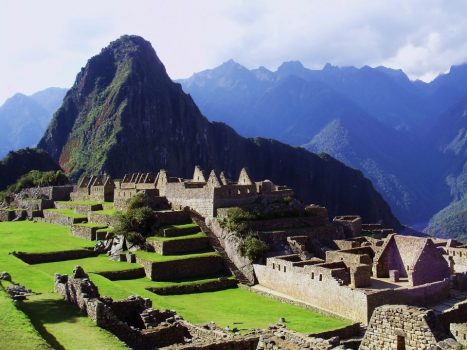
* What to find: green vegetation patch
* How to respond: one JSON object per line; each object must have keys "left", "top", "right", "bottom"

{"left": 0, "top": 221, "right": 351, "bottom": 337}
{"left": 135, "top": 251, "right": 218, "bottom": 263}
{"left": 93, "top": 209, "right": 117, "bottom": 216}
{"left": 44, "top": 208, "right": 87, "bottom": 219}
{"left": 18, "top": 293, "right": 127, "bottom": 350}
{"left": 148, "top": 232, "right": 206, "bottom": 242}
{"left": 92, "top": 275, "right": 351, "bottom": 334}
{"left": 74, "top": 223, "right": 108, "bottom": 229}
{"left": 0, "top": 282, "right": 52, "bottom": 350}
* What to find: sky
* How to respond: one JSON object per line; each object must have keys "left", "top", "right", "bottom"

{"left": 1, "top": 0, "right": 467, "bottom": 104}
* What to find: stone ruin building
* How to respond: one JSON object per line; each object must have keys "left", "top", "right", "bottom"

{"left": 114, "top": 172, "right": 168, "bottom": 210}
{"left": 254, "top": 227, "right": 467, "bottom": 326}
{"left": 360, "top": 304, "right": 463, "bottom": 350}
{"left": 55, "top": 266, "right": 260, "bottom": 350}
{"left": 71, "top": 174, "right": 115, "bottom": 202}
{"left": 3, "top": 165, "right": 465, "bottom": 350}
{"left": 155, "top": 166, "right": 294, "bottom": 218}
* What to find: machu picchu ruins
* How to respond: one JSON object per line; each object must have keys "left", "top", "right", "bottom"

{"left": 0, "top": 165, "right": 466, "bottom": 349}
{"left": 1, "top": 13, "right": 467, "bottom": 350}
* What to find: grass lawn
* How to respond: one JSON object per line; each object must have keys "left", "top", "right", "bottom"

{"left": 0, "top": 282, "right": 52, "bottom": 350}
{"left": 0, "top": 221, "right": 352, "bottom": 341}
{"left": 147, "top": 232, "right": 206, "bottom": 242}
{"left": 44, "top": 208, "right": 87, "bottom": 219}
{"left": 18, "top": 293, "right": 127, "bottom": 350}
{"left": 92, "top": 275, "right": 350, "bottom": 333}
{"left": 161, "top": 222, "right": 199, "bottom": 230}
{"left": 135, "top": 250, "right": 218, "bottom": 262}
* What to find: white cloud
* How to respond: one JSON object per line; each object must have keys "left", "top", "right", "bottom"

{"left": 1, "top": 0, "right": 467, "bottom": 104}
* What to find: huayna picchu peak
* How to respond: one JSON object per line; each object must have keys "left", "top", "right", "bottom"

{"left": 38, "top": 35, "right": 399, "bottom": 227}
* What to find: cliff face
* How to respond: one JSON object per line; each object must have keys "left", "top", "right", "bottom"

{"left": 39, "top": 35, "right": 400, "bottom": 227}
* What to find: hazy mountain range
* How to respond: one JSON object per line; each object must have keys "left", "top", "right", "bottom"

{"left": 177, "top": 60, "right": 467, "bottom": 238}
{"left": 0, "top": 87, "right": 66, "bottom": 158}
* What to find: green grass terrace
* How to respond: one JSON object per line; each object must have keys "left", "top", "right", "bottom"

{"left": 0, "top": 221, "right": 352, "bottom": 348}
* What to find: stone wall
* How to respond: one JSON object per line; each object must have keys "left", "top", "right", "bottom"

{"left": 14, "top": 249, "right": 98, "bottom": 264}
{"left": 254, "top": 261, "right": 450, "bottom": 325}
{"left": 206, "top": 218, "right": 256, "bottom": 284}
{"left": 359, "top": 305, "right": 447, "bottom": 350}
{"left": 88, "top": 212, "right": 119, "bottom": 226}
{"left": 450, "top": 323, "right": 467, "bottom": 346}
{"left": 147, "top": 278, "right": 237, "bottom": 295}
{"left": 17, "top": 185, "right": 74, "bottom": 201}
{"left": 137, "top": 255, "right": 226, "bottom": 281}
{"left": 148, "top": 236, "right": 210, "bottom": 255}
{"left": 247, "top": 216, "right": 327, "bottom": 231}
{"left": 55, "top": 202, "right": 103, "bottom": 214}
{"left": 96, "top": 268, "right": 146, "bottom": 280}
{"left": 71, "top": 225, "right": 107, "bottom": 240}
{"left": 43, "top": 210, "right": 87, "bottom": 225}
{"left": 445, "top": 247, "right": 467, "bottom": 273}
{"left": 254, "top": 263, "right": 369, "bottom": 323}
{"left": 164, "top": 182, "right": 215, "bottom": 217}
{"left": 55, "top": 267, "right": 188, "bottom": 349}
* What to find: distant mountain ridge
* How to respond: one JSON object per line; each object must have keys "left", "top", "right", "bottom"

{"left": 0, "top": 87, "right": 67, "bottom": 158}
{"left": 178, "top": 59, "right": 467, "bottom": 240}
{"left": 38, "top": 35, "right": 400, "bottom": 228}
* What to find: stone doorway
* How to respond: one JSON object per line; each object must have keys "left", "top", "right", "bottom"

{"left": 397, "top": 335, "right": 406, "bottom": 350}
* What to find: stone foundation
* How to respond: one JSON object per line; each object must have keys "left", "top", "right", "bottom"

{"left": 137, "top": 255, "right": 226, "bottom": 281}
{"left": 71, "top": 225, "right": 108, "bottom": 240}
{"left": 147, "top": 236, "right": 211, "bottom": 255}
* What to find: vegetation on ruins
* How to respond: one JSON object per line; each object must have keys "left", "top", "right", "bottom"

{"left": 0, "top": 148, "right": 61, "bottom": 191}
{"left": 219, "top": 207, "right": 269, "bottom": 260}
{"left": 113, "top": 192, "right": 156, "bottom": 245}
{"left": 218, "top": 207, "right": 259, "bottom": 234}
{"left": 0, "top": 169, "right": 69, "bottom": 203}
{"left": 239, "top": 233, "right": 269, "bottom": 261}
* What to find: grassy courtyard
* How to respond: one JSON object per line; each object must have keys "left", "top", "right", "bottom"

{"left": 0, "top": 221, "right": 351, "bottom": 348}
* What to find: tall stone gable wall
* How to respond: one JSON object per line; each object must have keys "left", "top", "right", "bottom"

{"left": 411, "top": 242, "right": 451, "bottom": 286}
{"left": 164, "top": 182, "right": 215, "bottom": 217}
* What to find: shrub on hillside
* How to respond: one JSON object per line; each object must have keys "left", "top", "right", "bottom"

{"left": 114, "top": 194, "right": 156, "bottom": 245}
{"left": 219, "top": 207, "right": 259, "bottom": 235}
{"left": 127, "top": 192, "right": 151, "bottom": 210}
{"left": 7, "top": 170, "right": 69, "bottom": 193}
{"left": 239, "top": 233, "right": 269, "bottom": 261}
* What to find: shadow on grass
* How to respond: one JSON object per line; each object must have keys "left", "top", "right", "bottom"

{"left": 18, "top": 296, "right": 85, "bottom": 350}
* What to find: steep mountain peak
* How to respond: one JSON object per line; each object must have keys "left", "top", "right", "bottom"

{"left": 276, "top": 60, "right": 307, "bottom": 77}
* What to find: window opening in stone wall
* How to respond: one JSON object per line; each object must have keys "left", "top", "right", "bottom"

{"left": 396, "top": 335, "right": 406, "bottom": 350}
{"left": 284, "top": 266, "right": 286, "bottom": 272}
{"left": 311, "top": 272, "right": 314, "bottom": 279}
{"left": 319, "top": 274, "right": 322, "bottom": 281}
